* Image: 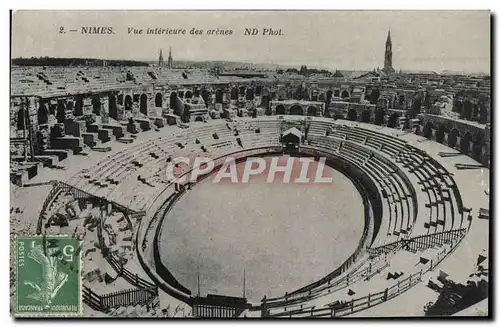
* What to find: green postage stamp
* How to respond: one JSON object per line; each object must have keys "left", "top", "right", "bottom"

{"left": 14, "top": 235, "right": 82, "bottom": 317}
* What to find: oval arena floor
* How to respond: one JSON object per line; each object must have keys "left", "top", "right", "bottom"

{"left": 157, "top": 157, "right": 364, "bottom": 302}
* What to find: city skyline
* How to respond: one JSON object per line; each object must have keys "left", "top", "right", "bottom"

{"left": 11, "top": 10, "right": 491, "bottom": 74}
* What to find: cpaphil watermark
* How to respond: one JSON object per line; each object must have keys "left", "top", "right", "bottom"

{"left": 166, "top": 156, "right": 334, "bottom": 184}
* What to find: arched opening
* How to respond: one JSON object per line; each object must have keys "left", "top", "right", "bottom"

{"left": 201, "top": 90, "right": 210, "bottom": 108}
{"left": 56, "top": 100, "right": 66, "bottom": 123}
{"left": 195, "top": 116, "right": 203, "bottom": 122}
{"left": 307, "top": 106, "right": 317, "bottom": 116}
{"left": 260, "top": 95, "right": 270, "bottom": 111}
{"left": 423, "top": 121, "right": 434, "bottom": 139}
{"left": 387, "top": 113, "right": 399, "bottom": 128}
{"left": 333, "top": 114, "right": 344, "bottom": 120}
{"left": 341, "top": 90, "right": 349, "bottom": 99}
{"left": 463, "top": 100, "right": 473, "bottom": 120}
{"left": 448, "top": 129, "right": 459, "bottom": 148}
{"left": 289, "top": 105, "right": 303, "bottom": 115}
{"left": 215, "top": 89, "right": 224, "bottom": 104}
{"left": 193, "top": 89, "right": 200, "bottom": 99}
{"left": 178, "top": 91, "right": 185, "bottom": 99}
{"left": 435, "top": 124, "right": 447, "bottom": 143}
{"left": 460, "top": 132, "right": 472, "bottom": 154}
{"left": 117, "top": 94, "right": 124, "bottom": 106}
{"left": 246, "top": 88, "right": 254, "bottom": 101}
{"left": 17, "top": 108, "right": 27, "bottom": 130}
{"left": 275, "top": 105, "right": 285, "bottom": 115}
{"left": 74, "top": 96, "right": 83, "bottom": 116}
{"left": 230, "top": 87, "right": 238, "bottom": 100}
{"left": 170, "top": 92, "right": 178, "bottom": 111}
{"left": 140, "top": 94, "right": 148, "bottom": 115}
{"left": 326, "top": 90, "right": 333, "bottom": 103}
{"left": 255, "top": 85, "right": 262, "bottom": 96}
{"left": 155, "top": 93, "right": 163, "bottom": 107}
{"left": 125, "top": 95, "right": 133, "bottom": 111}
{"left": 334, "top": 90, "right": 340, "bottom": 97}
{"left": 361, "top": 110, "right": 371, "bottom": 123}
{"left": 374, "top": 109, "right": 385, "bottom": 125}
{"left": 37, "top": 102, "right": 49, "bottom": 125}
{"left": 347, "top": 109, "right": 358, "bottom": 121}
{"left": 91, "top": 96, "right": 101, "bottom": 115}
{"left": 185, "top": 91, "right": 193, "bottom": 99}
{"left": 109, "top": 95, "right": 117, "bottom": 120}
{"left": 239, "top": 86, "right": 246, "bottom": 97}
{"left": 472, "top": 131, "right": 484, "bottom": 160}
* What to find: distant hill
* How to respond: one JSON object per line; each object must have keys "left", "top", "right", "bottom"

{"left": 12, "top": 57, "right": 149, "bottom": 67}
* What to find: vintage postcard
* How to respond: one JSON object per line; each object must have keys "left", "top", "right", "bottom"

{"left": 9, "top": 10, "right": 491, "bottom": 318}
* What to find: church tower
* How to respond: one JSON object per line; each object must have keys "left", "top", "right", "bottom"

{"left": 158, "top": 48, "right": 164, "bottom": 67}
{"left": 383, "top": 30, "right": 395, "bottom": 74}
{"left": 167, "top": 46, "right": 173, "bottom": 69}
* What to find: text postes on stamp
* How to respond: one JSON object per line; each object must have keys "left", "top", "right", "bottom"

{"left": 14, "top": 235, "right": 82, "bottom": 317}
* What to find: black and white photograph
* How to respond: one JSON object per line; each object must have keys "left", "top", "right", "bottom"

{"left": 8, "top": 10, "right": 491, "bottom": 318}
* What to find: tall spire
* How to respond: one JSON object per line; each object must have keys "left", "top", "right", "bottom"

{"left": 158, "top": 48, "right": 164, "bottom": 67}
{"left": 197, "top": 263, "right": 201, "bottom": 297}
{"left": 383, "top": 29, "right": 395, "bottom": 74}
{"left": 167, "top": 45, "right": 173, "bottom": 69}
{"left": 243, "top": 269, "right": 246, "bottom": 298}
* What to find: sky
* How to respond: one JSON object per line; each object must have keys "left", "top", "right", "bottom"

{"left": 11, "top": 10, "right": 491, "bottom": 73}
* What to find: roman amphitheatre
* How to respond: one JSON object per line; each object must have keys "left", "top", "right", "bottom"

{"left": 10, "top": 51, "right": 490, "bottom": 317}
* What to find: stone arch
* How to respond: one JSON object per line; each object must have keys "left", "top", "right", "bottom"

{"left": 125, "top": 95, "right": 133, "bottom": 111}
{"left": 140, "top": 94, "right": 148, "bottom": 115}
{"left": 448, "top": 128, "right": 459, "bottom": 148}
{"left": 56, "top": 100, "right": 66, "bottom": 123}
{"left": 472, "top": 131, "right": 484, "bottom": 159}
{"left": 361, "top": 110, "right": 371, "bottom": 123}
{"left": 91, "top": 96, "right": 101, "bottom": 115}
{"left": 289, "top": 105, "right": 303, "bottom": 115}
{"left": 155, "top": 93, "right": 163, "bottom": 107}
{"left": 333, "top": 114, "right": 345, "bottom": 120}
{"left": 74, "top": 96, "right": 83, "bottom": 116}
{"left": 347, "top": 109, "right": 358, "bottom": 121}
{"left": 255, "top": 85, "right": 262, "bottom": 96}
{"left": 435, "top": 124, "right": 447, "bottom": 143}
{"left": 246, "top": 88, "right": 254, "bottom": 101}
{"left": 230, "top": 87, "right": 238, "bottom": 100}
{"left": 193, "top": 89, "right": 200, "bottom": 99}
{"left": 460, "top": 132, "right": 472, "bottom": 154}
{"left": 170, "top": 92, "right": 178, "bottom": 111}
{"left": 275, "top": 105, "right": 285, "bottom": 115}
{"left": 17, "top": 108, "right": 27, "bottom": 130}
{"left": 374, "top": 109, "right": 385, "bottom": 125}
{"left": 201, "top": 90, "right": 210, "bottom": 108}
{"left": 117, "top": 94, "right": 124, "bottom": 106}
{"left": 185, "top": 91, "right": 193, "bottom": 99}
{"left": 37, "top": 102, "right": 49, "bottom": 125}
{"left": 334, "top": 90, "right": 340, "bottom": 97}
{"left": 341, "top": 90, "right": 349, "bottom": 99}
{"left": 326, "top": 90, "right": 333, "bottom": 103}
{"left": 109, "top": 95, "right": 118, "bottom": 120}
{"left": 178, "top": 91, "right": 185, "bottom": 99}
{"left": 423, "top": 121, "right": 434, "bottom": 139}
{"left": 239, "top": 86, "right": 246, "bottom": 97}
{"left": 463, "top": 100, "right": 473, "bottom": 120}
{"left": 307, "top": 106, "right": 318, "bottom": 116}
{"left": 195, "top": 116, "right": 203, "bottom": 122}
{"left": 215, "top": 89, "right": 224, "bottom": 104}
{"left": 387, "top": 113, "right": 399, "bottom": 128}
